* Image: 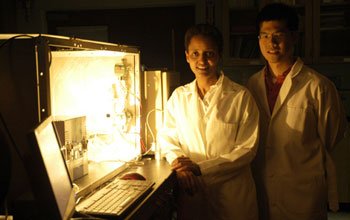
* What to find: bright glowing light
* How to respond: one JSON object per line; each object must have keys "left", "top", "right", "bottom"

{"left": 50, "top": 51, "right": 141, "bottom": 163}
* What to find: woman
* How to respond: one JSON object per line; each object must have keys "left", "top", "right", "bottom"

{"left": 158, "top": 24, "right": 259, "bottom": 220}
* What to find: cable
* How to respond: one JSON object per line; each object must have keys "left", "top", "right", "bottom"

{"left": 47, "top": 38, "right": 52, "bottom": 67}
{"left": 142, "top": 144, "right": 154, "bottom": 156}
{"left": 0, "top": 34, "right": 34, "bottom": 49}
{"left": 142, "top": 108, "right": 164, "bottom": 156}
{"left": 72, "top": 183, "right": 80, "bottom": 200}
{"left": 145, "top": 108, "right": 163, "bottom": 145}
{"left": 4, "top": 196, "right": 8, "bottom": 220}
{"left": 0, "top": 113, "right": 23, "bottom": 163}
{"left": 140, "top": 136, "right": 146, "bottom": 154}
{"left": 119, "top": 79, "right": 141, "bottom": 105}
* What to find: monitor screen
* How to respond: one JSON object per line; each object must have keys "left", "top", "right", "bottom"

{"left": 26, "top": 116, "right": 76, "bottom": 220}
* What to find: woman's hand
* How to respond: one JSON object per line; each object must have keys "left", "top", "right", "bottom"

{"left": 171, "top": 156, "right": 202, "bottom": 196}
{"left": 171, "top": 156, "right": 201, "bottom": 176}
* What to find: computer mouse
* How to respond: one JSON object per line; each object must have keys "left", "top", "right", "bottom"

{"left": 120, "top": 172, "right": 146, "bottom": 180}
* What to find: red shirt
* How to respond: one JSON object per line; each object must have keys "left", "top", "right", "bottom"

{"left": 264, "top": 65, "right": 293, "bottom": 114}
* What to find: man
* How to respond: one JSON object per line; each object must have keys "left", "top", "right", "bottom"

{"left": 247, "top": 3, "right": 347, "bottom": 220}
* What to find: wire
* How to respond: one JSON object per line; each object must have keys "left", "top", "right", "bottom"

{"left": 47, "top": 38, "right": 52, "bottom": 67}
{"left": 145, "top": 108, "right": 163, "bottom": 144}
{"left": 142, "top": 143, "right": 161, "bottom": 157}
{"left": 119, "top": 77, "right": 141, "bottom": 106}
{"left": 140, "top": 136, "right": 146, "bottom": 154}
{"left": 0, "top": 34, "right": 34, "bottom": 49}
{"left": 4, "top": 196, "right": 8, "bottom": 220}
{"left": 142, "top": 144, "right": 154, "bottom": 156}
{"left": 142, "top": 108, "right": 164, "bottom": 156}
{"left": 72, "top": 183, "right": 80, "bottom": 200}
{"left": 0, "top": 113, "right": 23, "bottom": 163}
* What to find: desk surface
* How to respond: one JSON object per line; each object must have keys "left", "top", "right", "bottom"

{"left": 123, "top": 158, "right": 176, "bottom": 220}
{"left": 74, "top": 157, "right": 176, "bottom": 219}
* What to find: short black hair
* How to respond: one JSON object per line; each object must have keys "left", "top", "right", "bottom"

{"left": 256, "top": 3, "right": 299, "bottom": 33}
{"left": 184, "top": 23, "right": 223, "bottom": 54}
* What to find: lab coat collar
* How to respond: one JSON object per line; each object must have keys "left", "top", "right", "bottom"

{"left": 189, "top": 70, "right": 224, "bottom": 95}
{"left": 262, "top": 57, "right": 303, "bottom": 79}
{"left": 269, "top": 57, "right": 304, "bottom": 117}
{"left": 288, "top": 57, "right": 304, "bottom": 79}
{"left": 189, "top": 71, "right": 225, "bottom": 118}
{"left": 215, "top": 70, "right": 224, "bottom": 87}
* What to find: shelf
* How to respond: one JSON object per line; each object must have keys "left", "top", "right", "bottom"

{"left": 227, "top": 0, "right": 255, "bottom": 9}
{"left": 313, "top": 56, "right": 350, "bottom": 64}
{"left": 223, "top": 0, "right": 313, "bottom": 64}
{"left": 229, "top": 35, "right": 259, "bottom": 59}
{"left": 225, "top": 5, "right": 259, "bottom": 61}
{"left": 229, "top": 26, "right": 256, "bottom": 35}
{"left": 315, "top": 0, "right": 350, "bottom": 60}
{"left": 222, "top": 0, "right": 350, "bottom": 64}
{"left": 230, "top": 32, "right": 256, "bottom": 35}
{"left": 320, "top": 26, "right": 350, "bottom": 31}
{"left": 320, "top": 12, "right": 345, "bottom": 16}
{"left": 320, "top": 1, "right": 350, "bottom": 6}
{"left": 223, "top": 57, "right": 264, "bottom": 66}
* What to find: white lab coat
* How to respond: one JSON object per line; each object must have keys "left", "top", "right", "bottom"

{"left": 247, "top": 58, "right": 347, "bottom": 220}
{"left": 159, "top": 72, "right": 259, "bottom": 220}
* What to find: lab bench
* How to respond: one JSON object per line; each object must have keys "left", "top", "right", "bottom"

{"left": 73, "top": 158, "right": 177, "bottom": 220}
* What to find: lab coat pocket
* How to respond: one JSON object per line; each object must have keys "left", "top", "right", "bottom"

{"left": 206, "top": 120, "right": 238, "bottom": 157}
{"left": 279, "top": 175, "right": 327, "bottom": 215}
{"left": 284, "top": 104, "right": 316, "bottom": 134}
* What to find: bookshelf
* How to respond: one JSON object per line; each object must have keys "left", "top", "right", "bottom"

{"left": 313, "top": 0, "right": 350, "bottom": 63}
{"left": 222, "top": 0, "right": 312, "bottom": 65}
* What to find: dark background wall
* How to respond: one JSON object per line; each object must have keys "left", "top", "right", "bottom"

{"left": 46, "top": 6, "right": 196, "bottom": 84}
{"left": 0, "top": 0, "right": 207, "bottom": 85}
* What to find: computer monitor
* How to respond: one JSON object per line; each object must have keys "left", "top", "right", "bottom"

{"left": 26, "top": 116, "right": 76, "bottom": 220}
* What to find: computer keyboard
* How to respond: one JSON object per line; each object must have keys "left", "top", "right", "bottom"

{"left": 76, "top": 178, "right": 154, "bottom": 216}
